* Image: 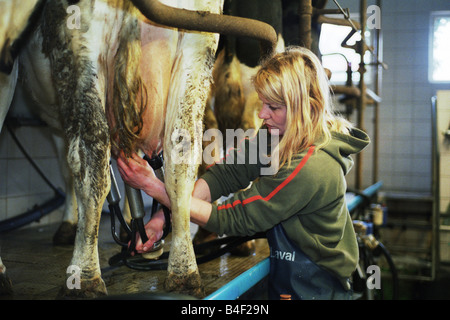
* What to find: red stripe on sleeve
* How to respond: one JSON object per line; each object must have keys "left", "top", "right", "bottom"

{"left": 217, "top": 146, "right": 315, "bottom": 210}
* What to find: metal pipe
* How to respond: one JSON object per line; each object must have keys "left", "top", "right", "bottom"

{"left": 204, "top": 258, "right": 270, "bottom": 300}
{"left": 316, "top": 15, "right": 361, "bottom": 29}
{"left": 298, "top": 0, "right": 313, "bottom": 49}
{"left": 372, "top": 0, "right": 382, "bottom": 185}
{"left": 124, "top": 184, "right": 149, "bottom": 245}
{"left": 332, "top": 85, "right": 361, "bottom": 97}
{"left": 125, "top": 184, "right": 145, "bottom": 220}
{"left": 107, "top": 164, "right": 121, "bottom": 206}
{"left": 347, "top": 181, "right": 383, "bottom": 213}
{"left": 431, "top": 96, "right": 439, "bottom": 281}
{"left": 355, "top": 0, "right": 367, "bottom": 190}
{"left": 129, "top": 0, "right": 278, "bottom": 56}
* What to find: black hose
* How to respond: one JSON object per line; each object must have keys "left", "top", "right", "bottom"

{"left": 109, "top": 203, "right": 130, "bottom": 247}
{"left": 6, "top": 123, "right": 61, "bottom": 194}
{"left": 0, "top": 190, "right": 65, "bottom": 233}
{"left": 109, "top": 233, "right": 266, "bottom": 271}
{"left": 0, "top": 123, "right": 66, "bottom": 232}
{"left": 377, "top": 241, "right": 399, "bottom": 300}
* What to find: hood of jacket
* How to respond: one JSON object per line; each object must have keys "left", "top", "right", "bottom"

{"left": 321, "top": 128, "right": 370, "bottom": 175}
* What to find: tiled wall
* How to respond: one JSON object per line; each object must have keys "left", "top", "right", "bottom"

{"left": 325, "top": 0, "right": 450, "bottom": 194}
{"left": 0, "top": 84, "right": 65, "bottom": 228}
{"left": 326, "top": 0, "right": 450, "bottom": 267}
{"left": 378, "top": 0, "right": 449, "bottom": 194}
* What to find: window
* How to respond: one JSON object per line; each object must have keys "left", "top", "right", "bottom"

{"left": 319, "top": 17, "right": 373, "bottom": 85}
{"left": 429, "top": 12, "right": 450, "bottom": 83}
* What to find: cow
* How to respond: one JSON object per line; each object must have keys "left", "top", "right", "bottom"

{"left": 0, "top": 0, "right": 276, "bottom": 298}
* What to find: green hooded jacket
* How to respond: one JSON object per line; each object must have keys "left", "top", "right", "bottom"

{"left": 201, "top": 127, "right": 370, "bottom": 286}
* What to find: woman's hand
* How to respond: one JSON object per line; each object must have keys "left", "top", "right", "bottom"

{"left": 117, "top": 151, "right": 156, "bottom": 191}
{"left": 132, "top": 208, "right": 166, "bottom": 254}
{"left": 117, "top": 151, "right": 171, "bottom": 208}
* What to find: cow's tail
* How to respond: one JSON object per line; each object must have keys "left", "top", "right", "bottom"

{"left": 111, "top": 3, "right": 147, "bottom": 157}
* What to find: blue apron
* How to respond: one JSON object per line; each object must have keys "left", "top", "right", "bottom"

{"left": 266, "top": 224, "right": 352, "bottom": 300}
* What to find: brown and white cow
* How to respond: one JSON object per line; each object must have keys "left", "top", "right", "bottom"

{"left": 0, "top": 0, "right": 276, "bottom": 298}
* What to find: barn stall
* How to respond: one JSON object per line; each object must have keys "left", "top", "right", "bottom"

{"left": 2, "top": 0, "right": 450, "bottom": 302}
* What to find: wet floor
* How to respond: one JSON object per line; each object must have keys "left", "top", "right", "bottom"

{"left": 0, "top": 214, "right": 269, "bottom": 300}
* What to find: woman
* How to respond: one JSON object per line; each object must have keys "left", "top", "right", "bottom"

{"left": 117, "top": 46, "right": 370, "bottom": 300}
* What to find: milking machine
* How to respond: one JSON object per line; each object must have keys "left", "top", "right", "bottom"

{"left": 107, "top": 151, "right": 172, "bottom": 269}
{"left": 107, "top": 151, "right": 265, "bottom": 271}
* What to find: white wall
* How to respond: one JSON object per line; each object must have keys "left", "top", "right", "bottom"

{"left": 379, "top": 0, "right": 449, "bottom": 194}
{"left": 326, "top": 0, "right": 450, "bottom": 193}
{"left": 0, "top": 84, "right": 65, "bottom": 228}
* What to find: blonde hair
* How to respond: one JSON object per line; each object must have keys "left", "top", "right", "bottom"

{"left": 253, "top": 46, "right": 353, "bottom": 169}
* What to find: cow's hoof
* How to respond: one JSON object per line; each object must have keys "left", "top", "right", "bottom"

{"left": 0, "top": 273, "right": 13, "bottom": 295}
{"left": 57, "top": 276, "right": 107, "bottom": 299}
{"left": 165, "top": 270, "right": 204, "bottom": 298}
{"left": 53, "top": 221, "right": 77, "bottom": 245}
{"left": 193, "top": 228, "right": 220, "bottom": 255}
{"left": 230, "top": 239, "right": 256, "bottom": 257}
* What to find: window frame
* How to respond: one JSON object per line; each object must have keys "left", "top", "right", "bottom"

{"left": 428, "top": 11, "right": 450, "bottom": 84}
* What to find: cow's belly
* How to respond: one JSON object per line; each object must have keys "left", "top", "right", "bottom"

{"left": 135, "top": 21, "right": 178, "bottom": 157}
{"left": 19, "top": 32, "right": 61, "bottom": 130}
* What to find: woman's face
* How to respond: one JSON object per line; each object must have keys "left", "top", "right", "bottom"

{"left": 257, "top": 93, "right": 287, "bottom": 136}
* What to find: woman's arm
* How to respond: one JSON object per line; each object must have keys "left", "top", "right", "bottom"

{"left": 117, "top": 152, "right": 213, "bottom": 227}
{"left": 192, "top": 178, "right": 212, "bottom": 202}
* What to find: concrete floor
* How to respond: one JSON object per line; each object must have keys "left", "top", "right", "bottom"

{"left": 0, "top": 214, "right": 270, "bottom": 300}
{"left": 2, "top": 212, "right": 450, "bottom": 300}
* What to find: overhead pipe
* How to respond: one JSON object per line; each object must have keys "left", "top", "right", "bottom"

{"left": 316, "top": 15, "right": 361, "bottom": 29}
{"left": 130, "top": 0, "right": 278, "bottom": 57}
{"left": 298, "top": 0, "right": 313, "bottom": 49}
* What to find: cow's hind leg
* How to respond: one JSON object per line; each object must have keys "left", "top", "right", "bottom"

{"left": 40, "top": 0, "right": 111, "bottom": 298}
{"left": 163, "top": 27, "right": 220, "bottom": 298}
{"left": 52, "top": 135, "right": 78, "bottom": 245}
{"left": 57, "top": 112, "right": 111, "bottom": 299}
{"left": 55, "top": 80, "right": 111, "bottom": 298}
